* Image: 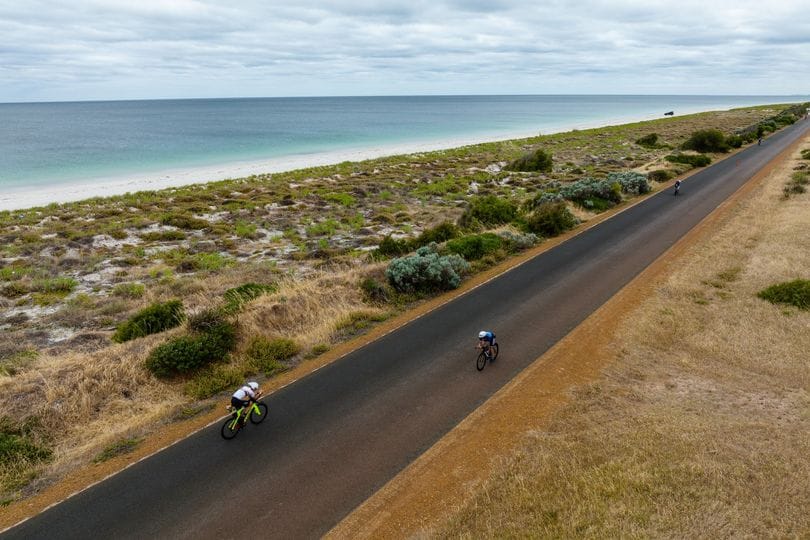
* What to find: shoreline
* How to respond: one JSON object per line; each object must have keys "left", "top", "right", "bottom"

{"left": 0, "top": 103, "right": 787, "bottom": 213}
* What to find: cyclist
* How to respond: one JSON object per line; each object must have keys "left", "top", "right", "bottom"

{"left": 231, "top": 382, "right": 261, "bottom": 425}
{"left": 477, "top": 330, "right": 496, "bottom": 359}
{"left": 673, "top": 179, "right": 681, "bottom": 196}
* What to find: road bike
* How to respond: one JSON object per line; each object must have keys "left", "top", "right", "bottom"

{"left": 221, "top": 400, "right": 269, "bottom": 439}
{"left": 476, "top": 342, "right": 499, "bottom": 371}
{"left": 673, "top": 181, "right": 681, "bottom": 196}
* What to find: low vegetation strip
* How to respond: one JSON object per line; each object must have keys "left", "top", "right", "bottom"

{"left": 0, "top": 104, "right": 806, "bottom": 508}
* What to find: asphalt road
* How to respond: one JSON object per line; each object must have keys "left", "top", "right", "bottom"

{"left": 4, "top": 117, "right": 809, "bottom": 540}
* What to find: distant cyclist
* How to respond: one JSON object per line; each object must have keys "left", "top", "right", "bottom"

{"left": 673, "top": 179, "right": 681, "bottom": 196}
{"left": 477, "top": 330, "right": 496, "bottom": 359}
{"left": 231, "top": 382, "right": 261, "bottom": 424}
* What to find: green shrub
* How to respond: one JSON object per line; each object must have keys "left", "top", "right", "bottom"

{"left": 506, "top": 148, "right": 553, "bottom": 172}
{"left": 234, "top": 221, "right": 258, "bottom": 239}
{"left": 635, "top": 133, "right": 660, "bottom": 148}
{"left": 112, "top": 300, "right": 184, "bottom": 343}
{"left": 800, "top": 149, "right": 810, "bottom": 160}
{"left": 446, "top": 233, "right": 503, "bottom": 260}
{"left": 607, "top": 171, "right": 650, "bottom": 195}
{"left": 559, "top": 177, "right": 622, "bottom": 205}
{"left": 525, "top": 202, "right": 578, "bottom": 237}
{"left": 498, "top": 230, "right": 539, "bottom": 252}
{"left": 376, "top": 235, "right": 412, "bottom": 257}
{"left": 139, "top": 230, "right": 186, "bottom": 242}
{"left": 725, "top": 134, "right": 744, "bottom": 148}
{"left": 415, "top": 221, "right": 460, "bottom": 246}
{"left": 223, "top": 282, "right": 278, "bottom": 312}
{"left": 386, "top": 244, "right": 469, "bottom": 293}
{"left": 245, "top": 336, "right": 299, "bottom": 375}
{"left": 458, "top": 195, "right": 518, "bottom": 229}
{"left": 160, "top": 214, "right": 209, "bottom": 230}
{"left": 757, "top": 279, "right": 810, "bottom": 310}
{"left": 145, "top": 321, "right": 237, "bottom": 377}
{"left": 682, "top": 129, "right": 730, "bottom": 153}
{"left": 647, "top": 169, "right": 675, "bottom": 183}
{"left": 665, "top": 153, "right": 712, "bottom": 167}
{"left": 112, "top": 282, "right": 145, "bottom": 299}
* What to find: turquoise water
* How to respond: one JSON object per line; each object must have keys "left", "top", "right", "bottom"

{"left": 1, "top": 95, "right": 807, "bottom": 192}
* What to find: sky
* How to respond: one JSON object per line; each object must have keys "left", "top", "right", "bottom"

{"left": 1, "top": 0, "right": 809, "bottom": 103}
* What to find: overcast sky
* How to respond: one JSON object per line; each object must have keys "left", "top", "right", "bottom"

{"left": 2, "top": 0, "right": 809, "bottom": 103}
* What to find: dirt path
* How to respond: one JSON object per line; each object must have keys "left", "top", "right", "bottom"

{"left": 326, "top": 131, "right": 809, "bottom": 539}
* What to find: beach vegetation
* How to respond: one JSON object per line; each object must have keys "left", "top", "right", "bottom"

{"left": 112, "top": 299, "right": 185, "bottom": 343}
{"left": 506, "top": 148, "right": 553, "bottom": 172}
{"left": 112, "top": 282, "right": 146, "bottom": 299}
{"left": 0, "top": 417, "right": 52, "bottom": 496}
{"left": 800, "top": 149, "right": 810, "bottom": 160}
{"left": 647, "top": 169, "right": 675, "bottom": 183}
{"left": 360, "top": 276, "right": 391, "bottom": 304}
{"left": 635, "top": 133, "right": 662, "bottom": 148}
{"left": 245, "top": 336, "right": 299, "bottom": 376}
{"left": 458, "top": 195, "right": 518, "bottom": 230}
{"left": 665, "top": 153, "right": 712, "bottom": 167}
{"left": 607, "top": 171, "right": 651, "bottom": 195}
{"left": 323, "top": 192, "right": 356, "bottom": 206}
{"left": 144, "top": 318, "right": 237, "bottom": 378}
{"left": 160, "top": 214, "right": 209, "bottom": 230}
{"left": 386, "top": 244, "right": 469, "bottom": 293}
{"left": 758, "top": 279, "right": 810, "bottom": 310}
{"left": 234, "top": 221, "right": 259, "bottom": 239}
{"left": 446, "top": 233, "right": 503, "bottom": 261}
{"left": 524, "top": 202, "right": 578, "bottom": 237}
{"left": 223, "top": 282, "right": 278, "bottom": 313}
{"left": 682, "top": 129, "right": 730, "bottom": 153}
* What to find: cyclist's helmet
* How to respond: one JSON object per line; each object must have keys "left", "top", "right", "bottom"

{"left": 247, "top": 382, "right": 259, "bottom": 391}
{"left": 478, "top": 330, "right": 487, "bottom": 338}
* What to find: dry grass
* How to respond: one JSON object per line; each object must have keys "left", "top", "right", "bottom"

{"left": 0, "top": 263, "right": 387, "bottom": 500}
{"left": 435, "top": 142, "right": 810, "bottom": 536}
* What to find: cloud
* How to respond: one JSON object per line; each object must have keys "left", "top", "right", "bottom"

{"left": 1, "top": 0, "right": 809, "bottom": 101}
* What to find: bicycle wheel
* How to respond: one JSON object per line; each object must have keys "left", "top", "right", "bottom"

{"left": 249, "top": 402, "right": 269, "bottom": 424}
{"left": 491, "top": 343, "right": 499, "bottom": 360}
{"left": 476, "top": 351, "right": 487, "bottom": 371}
{"left": 221, "top": 415, "right": 240, "bottom": 440}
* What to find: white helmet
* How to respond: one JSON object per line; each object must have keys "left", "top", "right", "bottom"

{"left": 247, "top": 382, "right": 259, "bottom": 391}
{"left": 478, "top": 330, "right": 487, "bottom": 338}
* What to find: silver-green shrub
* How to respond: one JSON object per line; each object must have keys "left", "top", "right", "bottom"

{"left": 386, "top": 243, "right": 469, "bottom": 292}
{"left": 607, "top": 171, "right": 651, "bottom": 194}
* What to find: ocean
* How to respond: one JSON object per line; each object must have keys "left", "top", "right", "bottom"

{"left": 1, "top": 94, "right": 807, "bottom": 210}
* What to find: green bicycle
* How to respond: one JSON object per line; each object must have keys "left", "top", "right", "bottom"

{"left": 220, "top": 400, "right": 269, "bottom": 439}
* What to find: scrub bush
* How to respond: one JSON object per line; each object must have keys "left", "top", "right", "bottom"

{"left": 376, "top": 235, "right": 412, "bottom": 257}
{"left": 607, "top": 171, "right": 651, "bottom": 195}
{"left": 415, "top": 221, "right": 460, "bottom": 245}
{"left": 160, "top": 214, "right": 209, "bottom": 230}
{"left": 757, "top": 279, "right": 810, "bottom": 310}
{"left": 682, "top": 129, "right": 730, "bottom": 153}
{"left": 560, "top": 178, "right": 622, "bottom": 205}
{"left": 245, "top": 336, "right": 299, "bottom": 375}
{"left": 506, "top": 148, "right": 553, "bottom": 172}
{"left": 635, "top": 133, "right": 660, "bottom": 148}
{"left": 112, "top": 300, "right": 184, "bottom": 343}
{"left": 386, "top": 244, "right": 469, "bottom": 293}
{"left": 145, "top": 321, "right": 237, "bottom": 377}
{"left": 647, "top": 169, "right": 675, "bottom": 183}
{"left": 666, "top": 153, "right": 712, "bottom": 167}
{"left": 525, "top": 202, "right": 578, "bottom": 237}
{"left": 458, "top": 196, "right": 518, "bottom": 229}
{"left": 446, "top": 233, "right": 503, "bottom": 260}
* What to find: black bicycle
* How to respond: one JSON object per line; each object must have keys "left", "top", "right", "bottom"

{"left": 221, "top": 400, "right": 269, "bottom": 439}
{"left": 476, "top": 342, "right": 499, "bottom": 371}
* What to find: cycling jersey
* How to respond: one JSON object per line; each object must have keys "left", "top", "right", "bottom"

{"left": 479, "top": 331, "right": 495, "bottom": 344}
{"left": 232, "top": 386, "right": 256, "bottom": 401}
